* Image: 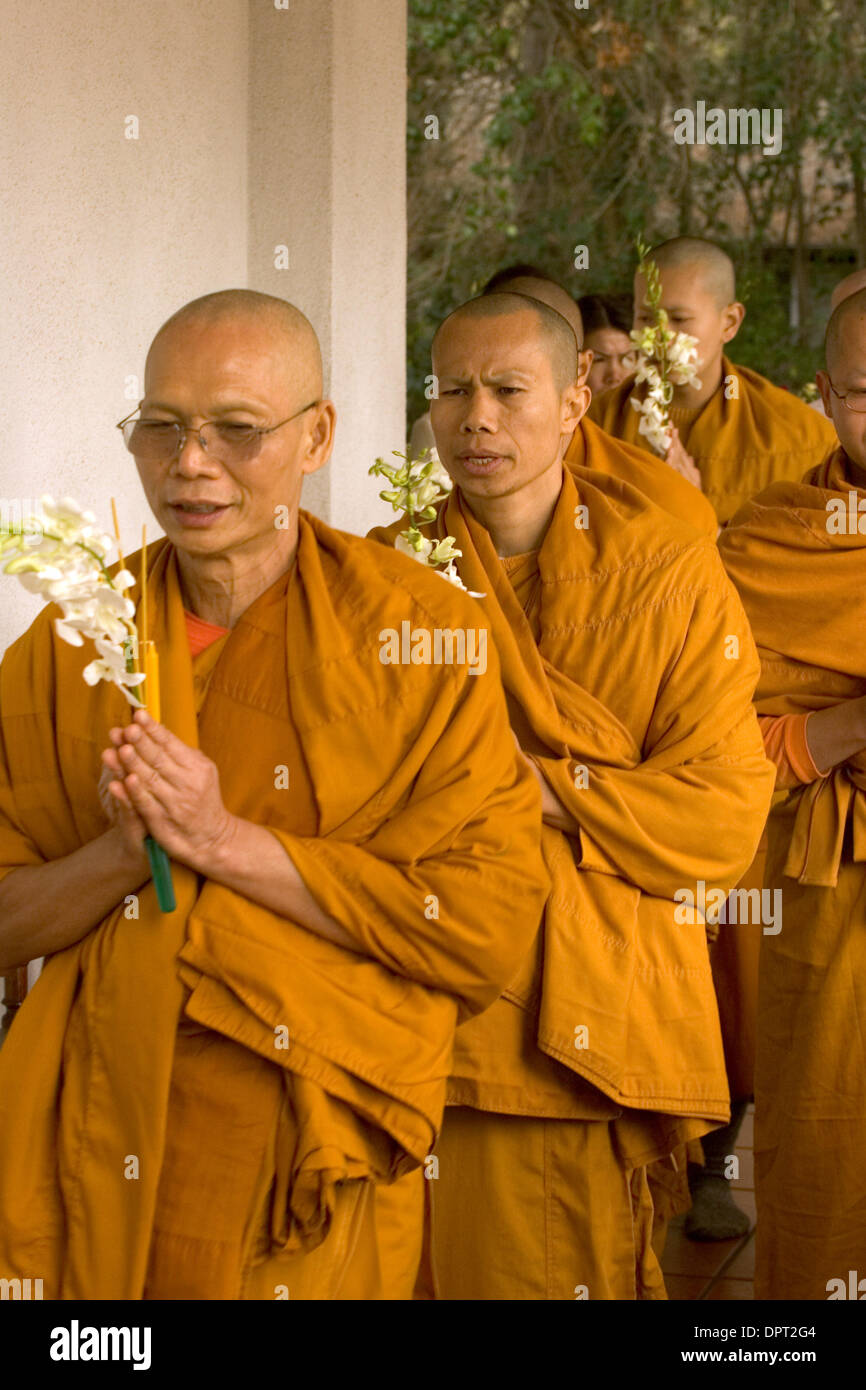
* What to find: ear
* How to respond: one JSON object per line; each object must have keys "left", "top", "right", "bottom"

{"left": 815, "top": 370, "right": 834, "bottom": 419}
{"left": 721, "top": 301, "right": 746, "bottom": 343}
{"left": 562, "top": 380, "right": 590, "bottom": 434}
{"left": 577, "top": 349, "right": 594, "bottom": 386}
{"left": 301, "top": 400, "right": 337, "bottom": 476}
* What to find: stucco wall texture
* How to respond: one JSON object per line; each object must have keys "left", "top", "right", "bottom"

{"left": 1, "top": 0, "right": 406, "bottom": 656}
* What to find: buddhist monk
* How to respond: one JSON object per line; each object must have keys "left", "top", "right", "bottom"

{"left": 590, "top": 236, "right": 839, "bottom": 1238}
{"left": 719, "top": 286, "right": 866, "bottom": 1299}
{"left": 480, "top": 266, "right": 718, "bottom": 538}
{"left": 0, "top": 289, "right": 550, "bottom": 1300}
{"left": 589, "top": 236, "right": 838, "bottom": 524}
{"left": 831, "top": 266, "right": 866, "bottom": 310}
{"left": 369, "top": 292, "right": 776, "bottom": 1299}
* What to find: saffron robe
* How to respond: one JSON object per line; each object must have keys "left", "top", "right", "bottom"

{"left": 719, "top": 446, "right": 866, "bottom": 1298}
{"left": 566, "top": 415, "right": 718, "bottom": 537}
{"left": 590, "top": 358, "right": 836, "bottom": 1101}
{"left": 370, "top": 440, "right": 776, "bottom": 1298}
{"left": 588, "top": 357, "right": 837, "bottom": 525}
{"left": 0, "top": 511, "right": 549, "bottom": 1299}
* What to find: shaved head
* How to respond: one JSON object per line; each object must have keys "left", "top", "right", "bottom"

{"left": 146, "top": 288, "right": 323, "bottom": 398}
{"left": 436, "top": 292, "right": 578, "bottom": 390}
{"left": 831, "top": 268, "right": 866, "bottom": 312}
{"left": 481, "top": 270, "right": 584, "bottom": 349}
{"left": 648, "top": 237, "right": 736, "bottom": 308}
{"left": 825, "top": 287, "right": 866, "bottom": 371}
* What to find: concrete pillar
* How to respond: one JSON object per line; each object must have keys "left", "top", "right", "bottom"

{"left": 248, "top": 0, "right": 407, "bottom": 533}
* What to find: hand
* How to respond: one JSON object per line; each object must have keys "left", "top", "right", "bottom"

{"left": 99, "top": 744, "right": 150, "bottom": 870}
{"left": 664, "top": 427, "right": 702, "bottom": 489}
{"left": 106, "top": 710, "right": 237, "bottom": 875}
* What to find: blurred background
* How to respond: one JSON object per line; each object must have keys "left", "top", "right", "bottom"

{"left": 407, "top": 0, "right": 866, "bottom": 424}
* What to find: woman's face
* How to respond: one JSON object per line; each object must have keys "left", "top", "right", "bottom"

{"left": 584, "top": 327, "right": 636, "bottom": 394}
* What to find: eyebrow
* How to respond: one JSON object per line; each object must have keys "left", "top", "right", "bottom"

{"left": 142, "top": 400, "right": 267, "bottom": 415}
{"left": 437, "top": 370, "right": 537, "bottom": 383}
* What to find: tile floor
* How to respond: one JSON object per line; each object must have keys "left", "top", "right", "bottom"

{"left": 662, "top": 1103, "right": 756, "bottom": 1300}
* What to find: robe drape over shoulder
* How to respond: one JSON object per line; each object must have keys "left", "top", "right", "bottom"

{"left": 370, "top": 438, "right": 777, "bottom": 1167}
{"left": 566, "top": 415, "right": 718, "bottom": 537}
{"left": 0, "top": 512, "right": 548, "bottom": 1300}
{"left": 588, "top": 358, "right": 838, "bottom": 524}
{"left": 719, "top": 448, "right": 866, "bottom": 1298}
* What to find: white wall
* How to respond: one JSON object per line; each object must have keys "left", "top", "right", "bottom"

{"left": 247, "top": 0, "right": 407, "bottom": 531}
{"left": 0, "top": 0, "right": 249, "bottom": 656}
{"left": 0, "top": 0, "right": 406, "bottom": 658}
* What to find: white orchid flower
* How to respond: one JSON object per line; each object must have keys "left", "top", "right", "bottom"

{"left": 395, "top": 532, "right": 435, "bottom": 563}
{"left": 1, "top": 497, "right": 144, "bottom": 705}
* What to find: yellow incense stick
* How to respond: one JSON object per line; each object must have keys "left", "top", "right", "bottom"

{"left": 110, "top": 497, "right": 126, "bottom": 570}
{"left": 110, "top": 497, "right": 137, "bottom": 674}
{"left": 141, "top": 524, "right": 148, "bottom": 655}
{"left": 140, "top": 524, "right": 160, "bottom": 720}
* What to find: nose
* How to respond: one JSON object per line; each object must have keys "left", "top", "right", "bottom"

{"left": 459, "top": 387, "right": 497, "bottom": 434}
{"left": 171, "top": 425, "right": 221, "bottom": 476}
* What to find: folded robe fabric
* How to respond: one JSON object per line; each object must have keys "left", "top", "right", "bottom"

{"left": 567, "top": 415, "right": 718, "bottom": 537}
{"left": 719, "top": 445, "right": 866, "bottom": 1297}
{"left": 588, "top": 358, "right": 838, "bottom": 524}
{"left": 370, "top": 436, "right": 777, "bottom": 1165}
{"left": 0, "top": 511, "right": 548, "bottom": 1299}
{"left": 719, "top": 446, "right": 866, "bottom": 887}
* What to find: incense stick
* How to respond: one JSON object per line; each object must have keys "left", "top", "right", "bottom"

{"left": 141, "top": 524, "right": 148, "bottom": 657}
{"left": 110, "top": 497, "right": 126, "bottom": 570}
{"left": 110, "top": 497, "right": 137, "bottom": 673}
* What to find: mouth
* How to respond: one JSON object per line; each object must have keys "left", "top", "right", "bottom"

{"left": 168, "top": 501, "right": 232, "bottom": 528}
{"left": 457, "top": 453, "right": 507, "bottom": 476}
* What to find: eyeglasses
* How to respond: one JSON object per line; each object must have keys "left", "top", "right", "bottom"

{"left": 825, "top": 377, "right": 866, "bottom": 414}
{"left": 116, "top": 400, "right": 320, "bottom": 463}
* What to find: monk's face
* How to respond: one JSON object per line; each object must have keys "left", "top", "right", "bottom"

{"left": 818, "top": 316, "right": 866, "bottom": 468}
{"left": 137, "top": 314, "right": 333, "bottom": 558}
{"left": 430, "top": 310, "right": 584, "bottom": 502}
{"left": 633, "top": 264, "right": 743, "bottom": 384}
{"left": 584, "top": 327, "right": 636, "bottom": 394}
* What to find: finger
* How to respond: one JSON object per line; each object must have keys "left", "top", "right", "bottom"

{"left": 117, "top": 744, "right": 172, "bottom": 807}
{"left": 108, "top": 777, "right": 133, "bottom": 807}
{"left": 131, "top": 710, "right": 197, "bottom": 768}
{"left": 118, "top": 725, "right": 185, "bottom": 788}
{"left": 121, "top": 768, "right": 167, "bottom": 822}
{"left": 109, "top": 779, "right": 148, "bottom": 833}
{"left": 101, "top": 747, "right": 125, "bottom": 776}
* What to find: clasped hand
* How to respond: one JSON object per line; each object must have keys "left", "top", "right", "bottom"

{"left": 101, "top": 710, "right": 236, "bottom": 872}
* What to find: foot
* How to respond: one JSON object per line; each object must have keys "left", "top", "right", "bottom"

{"left": 684, "top": 1176, "right": 751, "bottom": 1242}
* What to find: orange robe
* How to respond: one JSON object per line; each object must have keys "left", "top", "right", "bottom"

{"left": 566, "top": 415, "right": 718, "bottom": 537}
{"left": 590, "top": 358, "right": 836, "bottom": 1108}
{"left": 588, "top": 357, "right": 837, "bottom": 525}
{"left": 0, "top": 512, "right": 549, "bottom": 1299}
{"left": 719, "top": 447, "right": 866, "bottom": 1299}
{"left": 370, "top": 435, "right": 776, "bottom": 1298}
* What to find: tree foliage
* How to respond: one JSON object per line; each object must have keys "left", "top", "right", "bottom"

{"left": 407, "top": 0, "right": 866, "bottom": 425}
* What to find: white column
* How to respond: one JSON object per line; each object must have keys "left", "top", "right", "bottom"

{"left": 247, "top": 0, "right": 406, "bottom": 534}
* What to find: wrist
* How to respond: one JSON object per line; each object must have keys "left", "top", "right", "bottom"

{"left": 198, "top": 812, "right": 246, "bottom": 880}
{"left": 104, "top": 825, "right": 151, "bottom": 886}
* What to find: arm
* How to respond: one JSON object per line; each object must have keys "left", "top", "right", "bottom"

{"left": 0, "top": 828, "right": 150, "bottom": 971}
{"left": 109, "top": 676, "right": 549, "bottom": 1016}
{"left": 803, "top": 695, "right": 866, "bottom": 775}
{"left": 524, "top": 756, "right": 581, "bottom": 838}
{"left": 522, "top": 576, "right": 777, "bottom": 900}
